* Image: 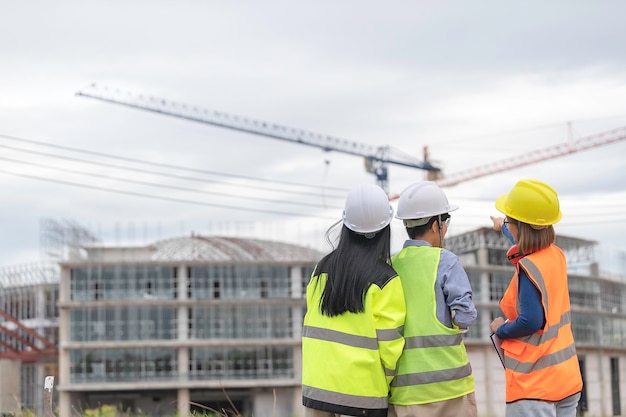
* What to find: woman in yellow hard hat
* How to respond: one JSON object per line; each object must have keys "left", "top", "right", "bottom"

{"left": 489, "top": 179, "right": 583, "bottom": 417}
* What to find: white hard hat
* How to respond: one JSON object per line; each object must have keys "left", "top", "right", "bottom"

{"left": 342, "top": 183, "right": 394, "bottom": 234}
{"left": 396, "top": 181, "right": 458, "bottom": 227}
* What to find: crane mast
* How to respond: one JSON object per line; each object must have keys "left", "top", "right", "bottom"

{"left": 76, "top": 84, "right": 440, "bottom": 192}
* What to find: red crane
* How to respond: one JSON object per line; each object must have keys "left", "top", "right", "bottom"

{"left": 435, "top": 125, "right": 626, "bottom": 187}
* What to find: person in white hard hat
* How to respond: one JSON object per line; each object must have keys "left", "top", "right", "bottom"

{"left": 389, "top": 181, "right": 477, "bottom": 417}
{"left": 302, "top": 183, "right": 406, "bottom": 417}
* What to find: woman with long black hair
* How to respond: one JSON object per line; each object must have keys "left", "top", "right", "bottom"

{"left": 302, "top": 183, "right": 406, "bottom": 417}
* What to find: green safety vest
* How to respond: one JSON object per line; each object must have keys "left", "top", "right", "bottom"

{"left": 389, "top": 246, "right": 474, "bottom": 405}
{"left": 302, "top": 267, "right": 406, "bottom": 417}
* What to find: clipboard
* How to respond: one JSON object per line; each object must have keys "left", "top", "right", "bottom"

{"left": 490, "top": 333, "right": 505, "bottom": 368}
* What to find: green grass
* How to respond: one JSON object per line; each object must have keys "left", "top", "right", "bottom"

{"left": 6, "top": 405, "right": 244, "bottom": 417}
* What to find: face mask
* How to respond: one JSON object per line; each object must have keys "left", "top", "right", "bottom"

{"left": 502, "top": 222, "right": 516, "bottom": 245}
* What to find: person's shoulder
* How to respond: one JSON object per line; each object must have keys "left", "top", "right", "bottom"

{"left": 551, "top": 243, "right": 566, "bottom": 254}
{"left": 371, "top": 263, "right": 399, "bottom": 288}
{"left": 440, "top": 248, "right": 461, "bottom": 262}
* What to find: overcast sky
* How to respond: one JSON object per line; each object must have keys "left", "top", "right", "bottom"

{"left": 1, "top": 1, "right": 626, "bottom": 269}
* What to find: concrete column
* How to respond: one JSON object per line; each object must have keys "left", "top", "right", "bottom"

{"left": 36, "top": 285, "right": 46, "bottom": 350}
{"left": 476, "top": 246, "right": 495, "bottom": 416}
{"left": 177, "top": 388, "right": 190, "bottom": 417}
{"left": 291, "top": 265, "right": 304, "bottom": 340}
{"left": 0, "top": 359, "right": 20, "bottom": 414}
{"left": 176, "top": 264, "right": 190, "bottom": 416}
{"left": 177, "top": 264, "right": 189, "bottom": 339}
{"left": 291, "top": 265, "right": 303, "bottom": 299}
{"left": 59, "top": 265, "right": 72, "bottom": 417}
{"left": 598, "top": 346, "right": 607, "bottom": 417}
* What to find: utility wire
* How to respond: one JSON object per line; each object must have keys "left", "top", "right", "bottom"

{"left": 0, "top": 168, "right": 337, "bottom": 220}
{"left": 0, "top": 133, "right": 350, "bottom": 198}
{"left": 0, "top": 141, "right": 348, "bottom": 201}
{"left": 3, "top": 136, "right": 621, "bottom": 221}
{"left": 0, "top": 156, "right": 344, "bottom": 210}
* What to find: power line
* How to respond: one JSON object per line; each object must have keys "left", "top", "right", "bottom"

{"left": 0, "top": 132, "right": 350, "bottom": 198}
{"left": 0, "top": 140, "right": 346, "bottom": 203}
{"left": 0, "top": 168, "right": 337, "bottom": 220}
{"left": 0, "top": 156, "right": 344, "bottom": 210}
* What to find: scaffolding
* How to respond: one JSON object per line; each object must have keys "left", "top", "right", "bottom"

{"left": 446, "top": 227, "right": 601, "bottom": 275}
{"left": 39, "top": 218, "right": 100, "bottom": 265}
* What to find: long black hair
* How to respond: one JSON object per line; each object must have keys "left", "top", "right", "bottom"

{"left": 313, "top": 223, "right": 393, "bottom": 317}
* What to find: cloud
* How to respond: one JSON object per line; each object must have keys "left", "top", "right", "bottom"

{"left": 1, "top": 1, "right": 626, "bottom": 265}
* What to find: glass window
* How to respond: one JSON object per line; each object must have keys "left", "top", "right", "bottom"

{"left": 601, "top": 317, "right": 626, "bottom": 347}
{"left": 571, "top": 312, "right": 598, "bottom": 344}
{"left": 611, "top": 357, "right": 621, "bottom": 416}
{"left": 70, "top": 266, "right": 175, "bottom": 301}
{"left": 70, "top": 306, "right": 176, "bottom": 342}
{"left": 192, "top": 305, "right": 292, "bottom": 339}
{"left": 569, "top": 277, "right": 599, "bottom": 310}
{"left": 489, "top": 272, "right": 510, "bottom": 302}
{"left": 189, "top": 346, "right": 294, "bottom": 380}
{"left": 190, "top": 265, "right": 293, "bottom": 300}
{"left": 466, "top": 270, "right": 481, "bottom": 301}
{"left": 302, "top": 266, "right": 314, "bottom": 298}
{"left": 600, "top": 282, "right": 622, "bottom": 314}
{"left": 578, "top": 356, "right": 588, "bottom": 413}
{"left": 69, "top": 348, "right": 177, "bottom": 383}
{"left": 488, "top": 248, "right": 511, "bottom": 266}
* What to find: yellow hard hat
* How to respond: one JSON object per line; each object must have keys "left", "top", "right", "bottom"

{"left": 495, "top": 179, "right": 562, "bottom": 226}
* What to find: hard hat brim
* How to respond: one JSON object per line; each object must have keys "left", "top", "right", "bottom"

{"left": 495, "top": 193, "right": 562, "bottom": 225}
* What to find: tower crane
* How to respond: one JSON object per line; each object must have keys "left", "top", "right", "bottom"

{"left": 435, "top": 125, "right": 626, "bottom": 187}
{"left": 76, "top": 84, "right": 441, "bottom": 193}
{"left": 76, "top": 84, "right": 626, "bottom": 193}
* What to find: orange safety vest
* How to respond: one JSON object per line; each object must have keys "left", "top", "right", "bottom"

{"left": 499, "top": 244, "right": 583, "bottom": 403}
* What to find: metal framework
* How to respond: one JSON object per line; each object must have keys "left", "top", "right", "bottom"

{"left": 446, "top": 227, "right": 598, "bottom": 267}
{"left": 0, "top": 308, "right": 57, "bottom": 363}
{"left": 77, "top": 84, "right": 626, "bottom": 192}
{"left": 40, "top": 218, "right": 99, "bottom": 265}
{"left": 76, "top": 84, "right": 441, "bottom": 192}
{"left": 436, "top": 126, "right": 626, "bottom": 187}
{"left": 0, "top": 219, "right": 98, "bottom": 364}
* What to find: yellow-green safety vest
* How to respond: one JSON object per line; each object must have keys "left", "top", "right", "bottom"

{"left": 390, "top": 246, "right": 474, "bottom": 405}
{"left": 302, "top": 267, "right": 406, "bottom": 417}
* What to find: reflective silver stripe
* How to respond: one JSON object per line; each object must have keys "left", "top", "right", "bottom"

{"left": 391, "top": 363, "right": 472, "bottom": 387}
{"left": 521, "top": 311, "right": 571, "bottom": 346}
{"left": 404, "top": 333, "right": 462, "bottom": 349}
{"left": 519, "top": 257, "right": 549, "bottom": 312}
{"left": 303, "top": 325, "right": 378, "bottom": 350}
{"left": 385, "top": 366, "right": 396, "bottom": 377}
{"left": 302, "top": 385, "right": 388, "bottom": 408}
{"left": 377, "top": 326, "right": 404, "bottom": 341}
{"left": 505, "top": 343, "right": 577, "bottom": 374}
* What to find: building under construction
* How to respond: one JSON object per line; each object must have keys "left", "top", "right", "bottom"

{"left": 0, "top": 219, "right": 625, "bottom": 417}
